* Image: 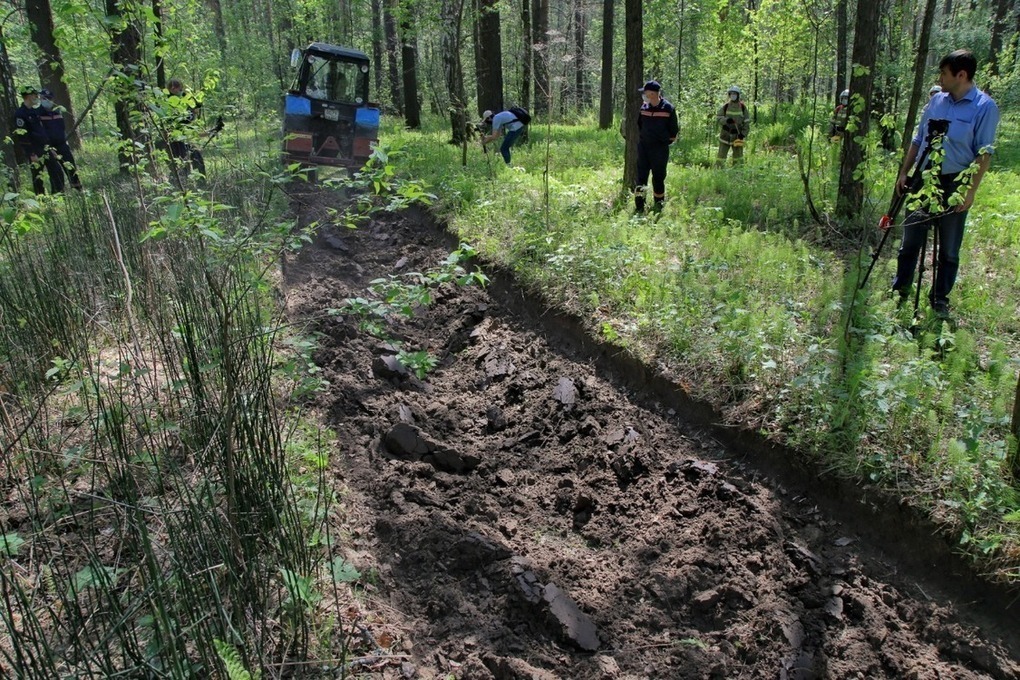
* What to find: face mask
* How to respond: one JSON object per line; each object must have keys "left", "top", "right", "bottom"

{"left": 41, "top": 99, "right": 54, "bottom": 110}
{"left": 730, "top": 93, "right": 738, "bottom": 101}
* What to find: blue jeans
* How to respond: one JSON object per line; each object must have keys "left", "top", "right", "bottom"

{"left": 892, "top": 176, "right": 967, "bottom": 305}
{"left": 500, "top": 127, "right": 524, "bottom": 164}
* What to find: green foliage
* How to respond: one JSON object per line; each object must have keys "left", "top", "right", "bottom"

{"left": 0, "top": 533, "right": 25, "bottom": 557}
{"left": 214, "top": 640, "right": 261, "bottom": 680}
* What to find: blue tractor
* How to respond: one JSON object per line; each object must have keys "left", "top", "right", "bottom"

{"left": 283, "top": 43, "right": 381, "bottom": 171}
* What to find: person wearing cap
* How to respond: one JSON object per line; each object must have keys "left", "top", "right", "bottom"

{"left": 480, "top": 108, "right": 526, "bottom": 165}
{"left": 890, "top": 49, "right": 999, "bottom": 319}
{"left": 634, "top": 80, "right": 678, "bottom": 213}
{"left": 14, "top": 86, "right": 64, "bottom": 194}
{"left": 921, "top": 84, "right": 942, "bottom": 116}
{"left": 38, "top": 89, "right": 82, "bottom": 190}
{"left": 716, "top": 86, "right": 750, "bottom": 166}
{"left": 165, "top": 78, "right": 206, "bottom": 176}
{"left": 829, "top": 89, "right": 850, "bottom": 141}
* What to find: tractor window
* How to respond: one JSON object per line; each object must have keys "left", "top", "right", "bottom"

{"left": 303, "top": 55, "right": 366, "bottom": 104}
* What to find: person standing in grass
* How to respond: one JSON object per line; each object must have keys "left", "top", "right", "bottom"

{"left": 888, "top": 49, "right": 999, "bottom": 319}
{"left": 14, "top": 86, "right": 64, "bottom": 194}
{"left": 634, "top": 80, "right": 678, "bottom": 213}
{"left": 716, "top": 85, "right": 750, "bottom": 166}
{"left": 829, "top": 89, "right": 850, "bottom": 141}
{"left": 39, "top": 89, "right": 82, "bottom": 190}
{"left": 166, "top": 78, "right": 206, "bottom": 176}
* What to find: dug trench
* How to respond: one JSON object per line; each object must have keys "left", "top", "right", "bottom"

{"left": 282, "top": 186, "right": 1020, "bottom": 679}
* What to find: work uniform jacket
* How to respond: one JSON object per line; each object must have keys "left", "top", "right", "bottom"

{"left": 717, "top": 100, "right": 750, "bottom": 143}
{"left": 39, "top": 106, "right": 69, "bottom": 145}
{"left": 830, "top": 104, "right": 849, "bottom": 135}
{"left": 637, "top": 98, "right": 679, "bottom": 147}
{"left": 14, "top": 104, "right": 48, "bottom": 158}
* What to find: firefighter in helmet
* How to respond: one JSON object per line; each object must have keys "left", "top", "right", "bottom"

{"left": 829, "top": 89, "right": 850, "bottom": 141}
{"left": 717, "top": 86, "right": 749, "bottom": 166}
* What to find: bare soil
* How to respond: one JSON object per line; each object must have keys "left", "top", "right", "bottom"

{"left": 282, "top": 187, "right": 1020, "bottom": 680}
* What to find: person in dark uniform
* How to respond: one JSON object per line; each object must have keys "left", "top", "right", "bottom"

{"left": 634, "top": 80, "right": 679, "bottom": 213}
{"left": 14, "top": 86, "right": 63, "bottom": 194}
{"left": 38, "top": 89, "right": 82, "bottom": 190}
{"left": 166, "top": 78, "right": 206, "bottom": 176}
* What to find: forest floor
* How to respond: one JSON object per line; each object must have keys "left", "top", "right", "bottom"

{"left": 282, "top": 186, "right": 1020, "bottom": 680}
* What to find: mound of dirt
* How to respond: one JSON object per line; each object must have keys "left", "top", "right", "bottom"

{"left": 283, "top": 188, "right": 1020, "bottom": 679}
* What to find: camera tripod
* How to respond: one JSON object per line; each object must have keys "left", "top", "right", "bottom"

{"left": 859, "top": 118, "right": 950, "bottom": 305}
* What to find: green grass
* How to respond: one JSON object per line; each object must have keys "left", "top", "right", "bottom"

{"left": 387, "top": 114, "right": 1020, "bottom": 580}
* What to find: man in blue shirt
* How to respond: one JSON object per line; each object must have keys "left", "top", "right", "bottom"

{"left": 480, "top": 109, "right": 526, "bottom": 165}
{"left": 14, "top": 86, "right": 63, "bottom": 194}
{"left": 890, "top": 49, "right": 999, "bottom": 317}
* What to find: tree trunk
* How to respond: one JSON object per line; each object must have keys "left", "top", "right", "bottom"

{"left": 474, "top": 0, "right": 504, "bottom": 115}
{"left": 400, "top": 0, "right": 422, "bottom": 128}
{"left": 442, "top": 0, "right": 467, "bottom": 144}
{"left": 106, "top": 0, "right": 142, "bottom": 173}
{"left": 598, "top": 0, "right": 613, "bottom": 129}
{"left": 383, "top": 0, "right": 403, "bottom": 115}
{"left": 0, "top": 26, "right": 19, "bottom": 181}
{"left": 153, "top": 0, "right": 167, "bottom": 88}
{"left": 988, "top": 0, "right": 1012, "bottom": 75}
{"left": 837, "top": 0, "right": 882, "bottom": 217}
{"left": 521, "top": 0, "right": 532, "bottom": 109}
{"left": 901, "top": 0, "right": 936, "bottom": 153}
{"left": 372, "top": 0, "right": 385, "bottom": 97}
{"left": 26, "top": 0, "right": 80, "bottom": 149}
{"left": 622, "top": 0, "right": 642, "bottom": 190}
{"left": 836, "top": 0, "right": 848, "bottom": 99}
{"left": 574, "top": 1, "right": 585, "bottom": 109}
{"left": 532, "top": 0, "right": 549, "bottom": 115}
{"left": 205, "top": 0, "right": 227, "bottom": 59}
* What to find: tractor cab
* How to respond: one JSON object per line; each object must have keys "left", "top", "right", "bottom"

{"left": 283, "top": 43, "right": 380, "bottom": 170}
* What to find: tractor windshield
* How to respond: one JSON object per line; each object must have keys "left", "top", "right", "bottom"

{"left": 303, "top": 54, "right": 366, "bottom": 104}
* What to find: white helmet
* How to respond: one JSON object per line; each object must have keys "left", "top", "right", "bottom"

{"left": 929, "top": 85, "right": 942, "bottom": 96}
{"left": 727, "top": 85, "right": 741, "bottom": 96}
{"left": 840, "top": 89, "right": 849, "bottom": 99}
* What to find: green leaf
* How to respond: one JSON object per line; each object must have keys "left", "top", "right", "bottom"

{"left": 330, "top": 557, "right": 362, "bottom": 583}
{"left": 0, "top": 533, "right": 25, "bottom": 556}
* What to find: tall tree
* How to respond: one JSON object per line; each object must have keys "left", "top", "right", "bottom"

{"left": 531, "top": 0, "right": 549, "bottom": 115}
{"left": 441, "top": 0, "right": 467, "bottom": 143}
{"left": 400, "top": 0, "right": 422, "bottom": 128}
{"left": 383, "top": 0, "right": 404, "bottom": 114}
{"left": 837, "top": 0, "right": 882, "bottom": 217}
{"left": 521, "top": 0, "right": 532, "bottom": 108}
{"left": 106, "top": 0, "right": 142, "bottom": 173}
{"left": 474, "top": 0, "right": 504, "bottom": 114}
{"left": 0, "top": 25, "right": 18, "bottom": 180}
{"left": 26, "top": 0, "right": 79, "bottom": 149}
{"left": 372, "top": 0, "right": 385, "bottom": 97}
{"left": 573, "top": 0, "right": 586, "bottom": 109}
{"left": 153, "top": 0, "right": 167, "bottom": 88}
{"left": 901, "top": 0, "right": 937, "bottom": 153}
{"left": 622, "top": 0, "right": 641, "bottom": 190}
{"left": 988, "top": 0, "right": 1013, "bottom": 75}
{"left": 206, "top": 0, "right": 228, "bottom": 59}
{"left": 598, "top": 0, "right": 613, "bottom": 129}
{"left": 836, "top": 0, "right": 848, "bottom": 100}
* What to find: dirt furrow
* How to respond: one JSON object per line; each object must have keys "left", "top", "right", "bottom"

{"left": 283, "top": 189, "right": 1019, "bottom": 680}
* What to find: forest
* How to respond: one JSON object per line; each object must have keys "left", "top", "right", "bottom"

{"left": 1, "top": 0, "right": 1020, "bottom": 676}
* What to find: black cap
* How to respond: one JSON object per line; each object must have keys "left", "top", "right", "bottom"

{"left": 39, "top": 88, "right": 54, "bottom": 98}
{"left": 19, "top": 85, "right": 38, "bottom": 97}
{"left": 639, "top": 80, "right": 661, "bottom": 93}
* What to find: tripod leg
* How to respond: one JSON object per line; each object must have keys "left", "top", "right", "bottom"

{"left": 914, "top": 231, "right": 927, "bottom": 316}
{"left": 930, "top": 226, "right": 939, "bottom": 308}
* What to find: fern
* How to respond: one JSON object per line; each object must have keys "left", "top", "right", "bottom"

{"left": 213, "top": 639, "right": 260, "bottom": 680}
